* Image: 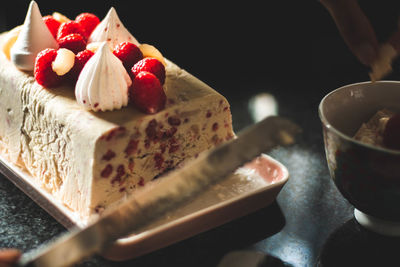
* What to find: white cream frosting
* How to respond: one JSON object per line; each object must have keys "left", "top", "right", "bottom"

{"left": 88, "top": 7, "right": 139, "bottom": 49}
{"left": 75, "top": 42, "right": 132, "bottom": 112}
{"left": 10, "top": 1, "right": 58, "bottom": 71}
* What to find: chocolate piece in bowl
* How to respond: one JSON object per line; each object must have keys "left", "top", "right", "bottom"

{"left": 353, "top": 109, "right": 394, "bottom": 148}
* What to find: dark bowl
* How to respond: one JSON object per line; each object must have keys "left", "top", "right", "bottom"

{"left": 319, "top": 81, "right": 400, "bottom": 234}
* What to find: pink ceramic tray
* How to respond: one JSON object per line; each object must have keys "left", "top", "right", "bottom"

{"left": 0, "top": 153, "right": 289, "bottom": 261}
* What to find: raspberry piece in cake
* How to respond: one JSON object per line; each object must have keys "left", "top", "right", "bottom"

{"left": 75, "top": 13, "right": 100, "bottom": 39}
{"left": 113, "top": 41, "right": 143, "bottom": 73}
{"left": 57, "top": 21, "right": 86, "bottom": 41}
{"left": 131, "top": 71, "right": 166, "bottom": 114}
{"left": 43, "top": 15, "right": 61, "bottom": 39}
{"left": 68, "top": 49, "right": 94, "bottom": 83}
{"left": 132, "top": 57, "right": 166, "bottom": 84}
{"left": 58, "top": 33, "right": 86, "bottom": 54}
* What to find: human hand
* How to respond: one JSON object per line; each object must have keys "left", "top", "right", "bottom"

{"left": 320, "top": 0, "right": 379, "bottom": 66}
{"left": 0, "top": 249, "right": 20, "bottom": 267}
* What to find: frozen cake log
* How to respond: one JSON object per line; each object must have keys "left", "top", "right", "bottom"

{"left": 0, "top": 34, "right": 234, "bottom": 223}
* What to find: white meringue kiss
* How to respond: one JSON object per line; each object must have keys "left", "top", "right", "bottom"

{"left": 75, "top": 42, "right": 132, "bottom": 112}
{"left": 89, "top": 7, "right": 139, "bottom": 48}
{"left": 10, "top": 1, "right": 58, "bottom": 71}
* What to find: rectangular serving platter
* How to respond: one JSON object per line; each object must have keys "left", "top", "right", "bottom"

{"left": 0, "top": 153, "right": 289, "bottom": 261}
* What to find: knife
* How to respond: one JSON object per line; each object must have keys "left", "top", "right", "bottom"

{"left": 17, "top": 116, "right": 300, "bottom": 267}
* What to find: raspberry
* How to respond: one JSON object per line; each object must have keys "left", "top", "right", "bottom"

{"left": 43, "top": 15, "right": 60, "bottom": 39}
{"left": 113, "top": 42, "right": 143, "bottom": 73}
{"left": 34, "top": 48, "right": 63, "bottom": 88}
{"left": 131, "top": 57, "right": 166, "bottom": 84}
{"left": 57, "top": 21, "right": 86, "bottom": 41}
{"left": 75, "top": 13, "right": 100, "bottom": 39}
{"left": 69, "top": 49, "right": 94, "bottom": 83}
{"left": 58, "top": 33, "right": 86, "bottom": 54}
{"left": 131, "top": 71, "right": 166, "bottom": 114}
{"left": 383, "top": 114, "right": 400, "bottom": 150}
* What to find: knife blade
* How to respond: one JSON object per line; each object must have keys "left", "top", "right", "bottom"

{"left": 17, "top": 116, "right": 300, "bottom": 267}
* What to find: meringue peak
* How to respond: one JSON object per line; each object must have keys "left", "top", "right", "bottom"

{"left": 10, "top": 1, "right": 58, "bottom": 71}
{"left": 75, "top": 42, "right": 132, "bottom": 112}
{"left": 88, "top": 7, "right": 139, "bottom": 49}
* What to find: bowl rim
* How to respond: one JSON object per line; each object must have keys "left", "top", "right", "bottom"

{"left": 318, "top": 80, "right": 400, "bottom": 155}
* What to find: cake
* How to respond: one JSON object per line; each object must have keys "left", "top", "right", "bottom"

{"left": 0, "top": 2, "right": 234, "bottom": 223}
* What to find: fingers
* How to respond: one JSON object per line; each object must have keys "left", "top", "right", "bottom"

{"left": 321, "top": 0, "right": 379, "bottom": 65}
{"left": 388, "top": 25, "right": 400, "bottom": 52}
{"left": 0, "top": 249, "right": 21, "bottom": 267}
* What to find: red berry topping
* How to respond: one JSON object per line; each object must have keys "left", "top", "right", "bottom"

{"left": 57, "top": 21, "right": 86, "bottom": 41}
{"left": 113, "top": 42, "right": 143, "bottom": 73}
{"left": 383, "top": 114, "right": 400, "bottom": 150}
{"left": 69, "top": 49, "right": 94, "bottom": 83}
{"left": 34, "top": 48, "right": 63, "bottom": 88}
{"left": 131, "top": 57, "right": 166, "bottom": 85}
{"left": 57, "top": 33, "right": 86, "bottom": 54}
{"left": 131, "top": 71, "right": 166, "bottom": 114}
{"left": 43, "top": 15, "right": 61, "bottom": 39}
{"left": 75, "top": 13, "right": 100, "bottom": 39}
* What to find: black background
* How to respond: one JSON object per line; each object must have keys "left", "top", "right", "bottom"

{"left": 3, "top": 0, "right": 400, "bottom": 97}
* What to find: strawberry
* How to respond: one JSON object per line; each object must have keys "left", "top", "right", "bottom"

{"left": 131, "top": 57, "right": 166, "bottom": 84}
{"left": 58, "top": 33, "right": 86, "bottom": 54}
{"left": 34, "top": 48, "right": 63, "bottom": 88}
{"left": 383, "top": 114, "right": 400, "bottom": 150}
{"left": 43, "top": 15, "right": 60, "bottom": 39}
{"left": 69, "top": 49, "right": 94, "bottom": 83}
{"left": 131, "top": 71, "right": 166, "bottom": 114}
{"left": 57, "top": 21, "right": 86, "bottom": 41}
{"left": 75, "top": 13, "right": 100, "bottom": 39}
{"left": 113, "top": 42, "right": 143, "bottom": 73}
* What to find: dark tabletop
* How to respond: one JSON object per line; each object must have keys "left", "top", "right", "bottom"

{"left": 2, "top": 1, "right": 400, "bottom": 266}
